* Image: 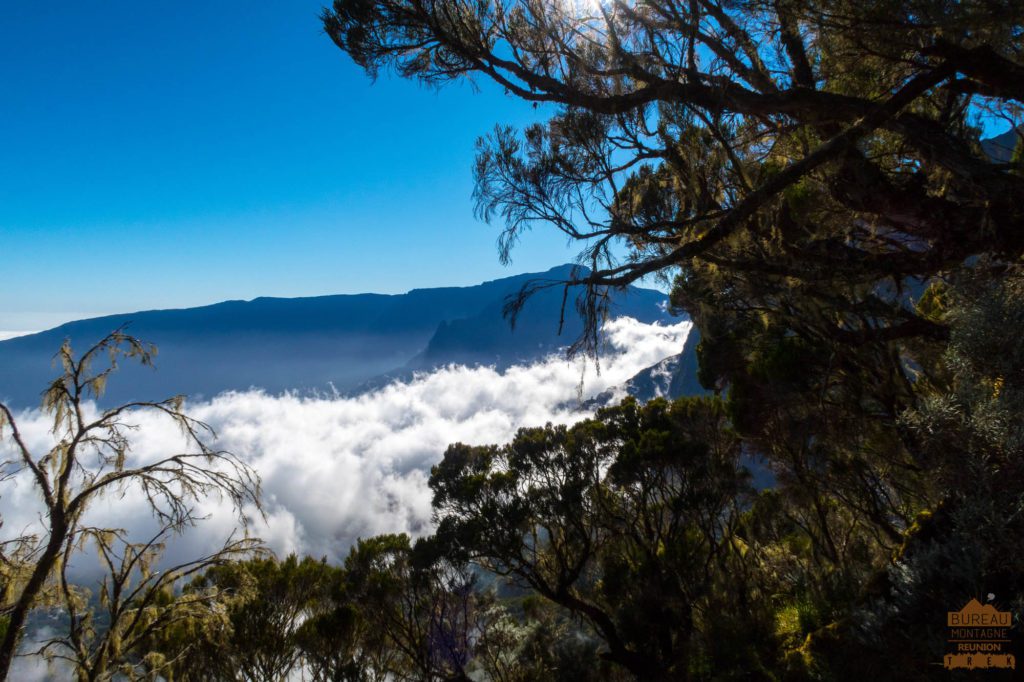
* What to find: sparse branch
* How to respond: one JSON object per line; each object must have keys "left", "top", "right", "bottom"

{"left": 0, "top": 403, "right": 54, "bottom": 508}
{"left": 38, "top": 523, "right": 262, "bottom": 681}
{"left": 0, "top": 331, "right": 264, "bottom": 679}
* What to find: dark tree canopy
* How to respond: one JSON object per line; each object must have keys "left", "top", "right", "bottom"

{"left": 430, "top": 397, "right": 759, "bottom": 679}
{"left": 319, "top": 3, "right": 1024, "bottom": 679}
{"left": 324, "top": 0, "right": 1023, "bottom": 352}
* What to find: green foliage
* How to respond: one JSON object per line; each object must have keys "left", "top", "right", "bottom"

{"left": 430, "top": 396, "right": 776, "bottom": 680}
{"left": 202, "top": 555, "right": 337, "bottom": 680}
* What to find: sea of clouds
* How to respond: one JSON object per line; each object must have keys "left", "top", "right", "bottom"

{"left": 0, "top": 317, "right": 690, "bottom": 569}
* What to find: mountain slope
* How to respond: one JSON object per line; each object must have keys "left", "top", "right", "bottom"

{"left": 580, "top": 327, "right": 707, "bottom": 409}
{"left": 412, "top": 276, "right": 668, "bottom": 369}
{"left": 981, "top": 128, "right": 1020, "bottom": 163}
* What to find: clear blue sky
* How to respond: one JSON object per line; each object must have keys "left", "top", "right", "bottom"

{"left": 0, "top": 1, "right": 578, "bottom": 332}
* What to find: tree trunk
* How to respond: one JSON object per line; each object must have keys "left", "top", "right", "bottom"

{"left": 0, "top": 519, "right": 66, "bottom": 680}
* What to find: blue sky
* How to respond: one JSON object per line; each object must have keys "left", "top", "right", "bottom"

{"left": 0, "top": 2, "right": 577, "bottom": 332}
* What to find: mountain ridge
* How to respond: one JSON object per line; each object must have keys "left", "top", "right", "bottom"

{"left": 0, "top": 265, "right": 689, "bottom": 408}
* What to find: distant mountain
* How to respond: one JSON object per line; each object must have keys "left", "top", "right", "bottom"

{"left": 411, "top": 273, "right": 668, "bottom": 369}
{"left": 981, "top": 128, "right": 1020, "bottom": 163}
{"left": 613, "top": 328, "right": 707, "bottom": 401}
{"left": 0, "top": 265, "right": 678, "bottom": 408}
{"left": 581, "top": 327, "right": 707, "bottom": 409}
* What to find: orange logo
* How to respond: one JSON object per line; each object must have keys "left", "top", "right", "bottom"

{"left": 943, "top": 599, "right": 1016, "bottom": 670}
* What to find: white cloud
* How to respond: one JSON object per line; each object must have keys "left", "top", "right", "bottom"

{"left": 0, "top": 317, "right": 690, "bottom": 566}
{"left": 8, "top": 624, "right": 70, "bottom": 681}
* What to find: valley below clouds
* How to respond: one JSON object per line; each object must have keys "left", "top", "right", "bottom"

{"left": 0, "top": 317, "right": 691, "bottom": 571}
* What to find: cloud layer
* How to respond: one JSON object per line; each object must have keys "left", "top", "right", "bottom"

{"left": 1, "top": 317, "right": 690, "bottom": 566}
